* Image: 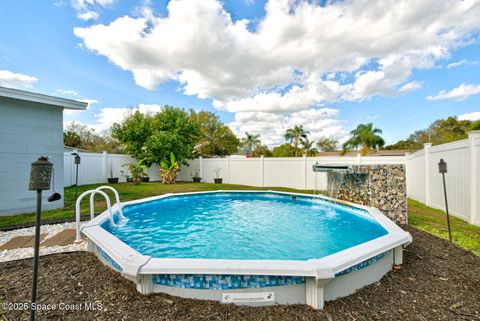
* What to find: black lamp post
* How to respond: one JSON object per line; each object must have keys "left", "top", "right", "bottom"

{"left": 71, "top": 152, "right": 81, "bottom": 201}
{"left": 28, "top": 156, "right": 54, "bottom": 321}
{"left": 438, "top": 158, "right": 452, "bottom": 242}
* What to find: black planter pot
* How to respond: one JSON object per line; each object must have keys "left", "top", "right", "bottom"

{"left": 193, "top": 177, "right": 202, "bottom": 183}
{"left": 108, "top": 177, "right": 119, "bottom": 184}
{"left": 141, "top": 176, "right": 150, "bottom": 182}
{"left": 214, "top": 178, "right": 223, "bottom": 184}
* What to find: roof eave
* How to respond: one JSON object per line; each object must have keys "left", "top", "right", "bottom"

{"left": 0, "top": 86, "right": 88, "bottom": 110}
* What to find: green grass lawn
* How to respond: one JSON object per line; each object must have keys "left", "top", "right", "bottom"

{"left": 1, "top": 182, "right": 478, "bottom": 256}
{"left": 408, "top": 198, "right": 480, "bottom": 256}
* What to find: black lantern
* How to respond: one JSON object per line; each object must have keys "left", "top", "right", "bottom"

{"left": 438, "top": 158, "right": 447, "bottom": 174}
{"left": 438, "top": 158, "right": 452, "bottom": 242}
{"left": 74, "top": 153, "right": 81, "bottom": 165}
{"left": 29, "top": 156, "right": 53, "bottom": 190}
{"left": 71, "top": 152, "right": 81, "bottom": 201}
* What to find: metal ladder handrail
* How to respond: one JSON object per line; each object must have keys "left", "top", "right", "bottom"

{"left": 89, "top": 186, "right": 125, "bottom": 220}
{"left": 75, "top": 187, "right": 119, "bottom": 242}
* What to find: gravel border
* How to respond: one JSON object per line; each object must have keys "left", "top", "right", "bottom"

{"left": 0, "top": 222, "right": 87, "bottom": 262}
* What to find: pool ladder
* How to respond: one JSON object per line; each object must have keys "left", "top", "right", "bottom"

{"left": 75, "top": 186, "right": 125, "bottom": 242}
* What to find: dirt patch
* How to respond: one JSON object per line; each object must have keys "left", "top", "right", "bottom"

{"left": 0, "top": 226, "right": 479, "bottom": 321}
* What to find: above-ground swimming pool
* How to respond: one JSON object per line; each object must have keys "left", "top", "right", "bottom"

{"left": 80, "top": 190, "right": 412, "bottom": 309}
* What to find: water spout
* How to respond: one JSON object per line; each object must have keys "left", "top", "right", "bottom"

{"left": 327, "top": 172, "right": 345, "bottom": 198}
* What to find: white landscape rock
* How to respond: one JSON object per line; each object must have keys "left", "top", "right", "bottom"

{"left": 0, "top": 222, "right": 87, "bottom": 263}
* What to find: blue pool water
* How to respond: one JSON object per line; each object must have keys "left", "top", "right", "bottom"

{"left": 102, "top": 192, "right": 388, "bottom": 260}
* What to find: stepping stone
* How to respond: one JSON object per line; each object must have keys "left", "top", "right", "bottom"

{"left": 40, "top": 229, "right": 77, "bottom": 247}
{"left": 0, "top": 234, "right": 47, "bottom": 251}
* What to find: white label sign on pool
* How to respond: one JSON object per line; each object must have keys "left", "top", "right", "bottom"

{"left": 221, "top": 292, "right": 275, "bottom": 303}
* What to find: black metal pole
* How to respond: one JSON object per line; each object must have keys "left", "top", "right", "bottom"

{"left": 74, "top": 163, "right": 79, "bottom": 201}
{"left": 441, "top": 172, "right": 452, "bottom": 242}
{"left": 30, "top": 190, "right": 42, "bottom": 321}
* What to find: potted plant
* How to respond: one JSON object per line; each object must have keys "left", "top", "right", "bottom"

{"left": 122, "top": 161, "right": 148, "bottom": 184}
{"left": 107, "top": 162, "right": 119, "bottom": 184}
{"left": 159, "top": 152, "right": 180, "bottom": 184}
{"left": 120, "top": 169, "right": 132, "bottom": 183}
{"left": 191, "top": 166, "right": 201, "bottom": 183}
{"left": 214, "top": 164, "right": 222, "bottom": 184}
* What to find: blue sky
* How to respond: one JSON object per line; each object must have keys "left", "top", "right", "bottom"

{"left": 1, "top": 0, "right": 479, "bottom": 146}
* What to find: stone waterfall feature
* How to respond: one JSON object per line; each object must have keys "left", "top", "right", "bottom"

{"left": 325, "top": 165, "right": 407, "bottom": 224}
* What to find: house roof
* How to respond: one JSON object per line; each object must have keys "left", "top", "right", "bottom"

{"left": 0, "top": 86, "right": 87, "bottom": 110}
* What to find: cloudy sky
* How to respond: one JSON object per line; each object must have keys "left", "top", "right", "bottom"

{"left": 1, "top": 0, "right": 480, "bottom": 146}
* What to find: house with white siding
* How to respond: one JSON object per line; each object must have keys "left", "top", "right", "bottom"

{"left": 0, "top": 86, "right": 87, "bottom": 216}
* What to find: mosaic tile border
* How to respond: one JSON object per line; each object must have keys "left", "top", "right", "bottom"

{"left": 335, "top": 252, "right": 387, "bottom": 277}
{"left": 95, "top": 244, "right": 123, "bottom": 272}
{"left": 152, "top": 274, "right": 306, "bottom": 290}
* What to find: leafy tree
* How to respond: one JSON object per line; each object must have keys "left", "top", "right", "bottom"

{"left": 63, "top": 122, "right": 122, "bottom": 153}
{"left": 316, "top": 136, "right": 338, "bottom": 152}
{"left": 272, "top": 143, "right": 296, "bottom": 157}
{"left": 190, "top": 111, "right": 239, "bottom": 157}
{"left": 385, "top": 116, "right": 479, "bottom": 151}
{"left": 112, "top": 107, "right": 200, "bottom": 167}
{"left": 63, "top": 130, "right": 81, "bottom": 147}
{"left": 240, "top": 132, "right": 261, "bottom": 153}
{"left": 469, "top": 120, "right": 480, "bottom": 131}
{"left": 301, "top": 138, "right": 318, "bottom": 156}
{"left": 252, "top": 145, "right": 273, "bottom": 157}
{"left": 284, "top": 125, "right": 310, "bottom": 157}
{"left": 342, "top": 123, "right": 385, "bottom": 156}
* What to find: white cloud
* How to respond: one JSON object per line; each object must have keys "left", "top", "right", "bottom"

{"left": 77, "top": 10, "right": 99, "bottom": 21}
{"left": 399, "top": 81, "right": 424, "bottom": 93}
{"left": 55, "top": 89, "right": 79, "bottom": 97}
{"left": 54, "top": 89, "right": 97, "bottom": 115}
{"left": 447, "top": 59, "right": 468, "bottom": 69}
{"left": 447, "top": 59, "right": 480, "bottom": 69}
{"left": 458, "top": 111, "right": 480, "bottom": 122}
{"left": 229, "top": 108, "right": 348, "bottom": 147}
{"left": 71, "top": 0, "right": 114, "bottom": 21}
{"left": 77, "top": 98, "right": 98, "bottom": 106}
{"left": 0, "top": 70, "right": 38, "bottom": 89}
{"left": 427, "top": 83, "right": 480, "bottom": 101}
{"left": 90, "top": 103, "right": 164, "bottom": 132}
{"left": 74, "top": 0, "right": 479, "bottom": 114}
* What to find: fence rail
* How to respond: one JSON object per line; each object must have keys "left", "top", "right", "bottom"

{"left": 64, "top": 130, "right": 480, "bottom": 226}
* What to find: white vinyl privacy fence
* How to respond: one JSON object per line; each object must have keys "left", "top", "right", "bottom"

{"left": 175, "top": 155, "right": 406, "bottom": 191}
{"left": 64, "top": 151, "right": 162, "bottom": 186}
{"left": 406, "top": 131, "right": 480, "bottom": 225}
{"left": 64, "top": 130, "right": 480, "bottom": 226}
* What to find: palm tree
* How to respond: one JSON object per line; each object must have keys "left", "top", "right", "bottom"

{"left": 301, "top": 138, "right": 318, "bottom": 156}
{"left": 342, "top": 123, "right": 385, "bottom": 156}
{"left": 241, "top": 132, "right": 261, "bottom": 153}
{"left": 284, "top": 125, "right": 310, "bottom": 157}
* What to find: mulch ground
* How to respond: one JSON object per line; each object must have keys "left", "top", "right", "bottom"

{"left": 0, "top": 225, "right": 479, "bottom": 321}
